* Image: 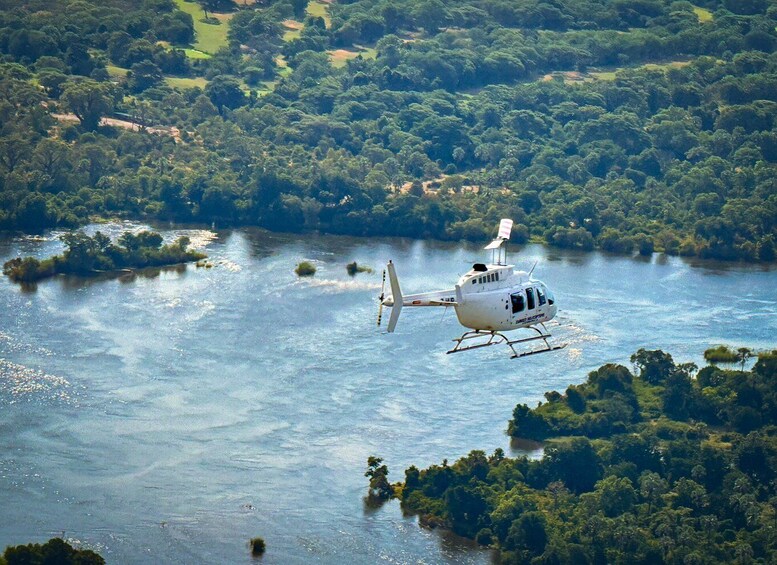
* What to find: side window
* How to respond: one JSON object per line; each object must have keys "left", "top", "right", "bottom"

{"left": 546, "top": 289, "right": 555, "bottom": 305}
{"left": 526, "top": 288, "right": 535, "bottom": 310}
{"left": 537, "top": 287, "right": 547, "bottom": 306}
{"left": 472, "top": 279, "right": 476, "bottom": 285}
{"left": 511, "top": 293, "right": 525, "bottom": 314}
{"left": 495, "top": 272, "right": 499, "bottom": 281}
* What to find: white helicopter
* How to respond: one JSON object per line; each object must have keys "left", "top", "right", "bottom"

{"left": 377, "top": 219, "right": 565, "bottom": 359}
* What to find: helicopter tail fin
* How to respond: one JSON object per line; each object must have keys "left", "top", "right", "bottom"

{"left": 386, "top": 260, "right": 403, "bottom": 333}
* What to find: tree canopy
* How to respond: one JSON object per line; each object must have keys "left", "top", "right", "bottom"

{"left": 0, "top": 0, "right": 775, "bottom": 261}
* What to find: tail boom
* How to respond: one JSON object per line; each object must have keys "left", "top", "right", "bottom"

{"left": 381, "top": 261, "right": 457, "bottom": 332}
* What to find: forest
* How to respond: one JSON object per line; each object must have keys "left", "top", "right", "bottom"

{"left": 0, "top": 0, "right": 775, "bottom": 262}
{"left": 391, "top": 348, "right": 777, "bottom": 563}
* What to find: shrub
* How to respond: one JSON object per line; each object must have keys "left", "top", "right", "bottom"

{"left": 295, "top": 261, "right": 316, "bottom": 276}
{"left": 346, "top": 261, "right": 373, "bottom": 276}
{"left": 249, "top": 537, "right": 266, "bottom": 556}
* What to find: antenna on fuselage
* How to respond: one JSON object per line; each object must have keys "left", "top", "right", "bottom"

{"left": 484, "top": 219, "right": 513, "bottom": 265}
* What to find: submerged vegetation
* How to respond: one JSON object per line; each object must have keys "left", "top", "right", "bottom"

{"left": 294, "top": 260, "right": 316, "bottom": 276}
{"left": 2, "top": 230, "right": 205, "bottom": 283}
{"left": 395, "top": 347, "right": 777, "bottom": 563}
{"left": 249, "top": 536, "right": 266, "bottom": 556}
{"left": 0, "top": 0, "right": 775, "bottom": 261}
{"left": 346, "top": 261, "right": 372, "bottom": 276}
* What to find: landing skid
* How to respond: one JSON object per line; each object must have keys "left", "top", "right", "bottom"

{"left": 447, "top": 326, "right": 566, "bottom": 359}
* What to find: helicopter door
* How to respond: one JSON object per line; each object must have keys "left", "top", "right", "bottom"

{"left": 526, "top": 287, "right": 535, "bottom": 310}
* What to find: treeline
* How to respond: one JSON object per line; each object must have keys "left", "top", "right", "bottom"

{"left": 2, "top": 230, "right": 205, "bottom": 282}
{"left": 0, "top": 0, "right": 775, "bottom": 260}
{"left": 397, "top": 348, "right": 777, "bottom": 562}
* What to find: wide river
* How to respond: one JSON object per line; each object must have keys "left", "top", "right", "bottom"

{"left": 1, "top": 223, "right": 775, "bottom": 563}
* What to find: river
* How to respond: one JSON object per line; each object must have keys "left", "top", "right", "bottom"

{"left": 1, "top": 223, "right": 775, "bottom": 563}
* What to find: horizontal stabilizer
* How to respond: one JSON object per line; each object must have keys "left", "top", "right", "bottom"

{"left": 484, "top": 218, "right": 513, "bottom": 250}
{"left": 498, "top": 218, "right": 513, "bottom": 239}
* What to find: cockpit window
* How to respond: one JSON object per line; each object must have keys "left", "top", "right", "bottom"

{"left": 537, "top": 287, "right": 547, "bottom": 306}
{"left": 526, "top": 288, "right": 535, "bottom": 309}
{"left": 511, "top": 293, "right": 525, "bottom": 314}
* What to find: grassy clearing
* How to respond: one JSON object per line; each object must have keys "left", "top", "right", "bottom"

{"left": 106, "top": 65, "right": 129, "bottom": 78}
{"left": 174, "top": 0, "right": 230, "bottom": 54}
{"left": 692, "top": 5, "right": 714, "bottom": 22}
{"left": 183, "top": 48, "right": 212, "bottom": 59}
{"left": 166, "top": 76, "right": 209, "bottom": 89}
{"left": 358, "top": 46, "right": 377, "bottom": 60}
{"left": 306, "top": 0, "right": 331, "bottom": 28}
{"left": 588, "top": 70, "right": 617, "bottom": 81}
{"left": 283, "top": 28, "right": 302, "bottom": 41}
{"left": 643, "top": 60, "right": 691, "bottom": 71}
{"left": 328, "top": 47, "right": 377, "bottom": 68}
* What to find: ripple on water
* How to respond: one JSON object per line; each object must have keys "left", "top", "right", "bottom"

{"left": 302, "top": 278, "right": 382, "bottom": 293}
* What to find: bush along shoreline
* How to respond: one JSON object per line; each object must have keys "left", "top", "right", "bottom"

{"left": 389, "top": 347, "right": 777, "bottom": 563}
{"left": 3, "top": 230, "right": 206, "bottom": 283}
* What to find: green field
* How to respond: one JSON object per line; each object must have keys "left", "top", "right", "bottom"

{"left": 283, "top": 28, "right": 302, "bottom": 41}
{"left": 328, "top": 46, "right": 378, "bottom": 68}
{"left": 588, "top": 70, "right": 617, "bottom": 81}
{"left": 166, "top": 76, "right": 209, "bottom": 89}
{"left": 183, "top": 48, "right": 212, "bottom": 59}
{"left": 306, "top": 0, "right": 331, "bottom": 28}
{"left": 106, "top": 64, "right": 129, "bottom": 78}
{"left": 174, "top": 0, "right": 230, "bottom": 54}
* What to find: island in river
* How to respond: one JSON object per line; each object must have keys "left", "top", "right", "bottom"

{"left": 2, "top": 230, "right": 205, "bottom": 283}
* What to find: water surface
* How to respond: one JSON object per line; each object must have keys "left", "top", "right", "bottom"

{"left": 1, "top": 224, "right": 775, "bottom": 563}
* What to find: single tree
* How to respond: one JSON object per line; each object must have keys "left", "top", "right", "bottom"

{"left": 61, "top": 80, "right": 115, "bottom": 131}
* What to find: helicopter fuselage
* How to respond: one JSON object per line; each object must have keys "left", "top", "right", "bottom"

{"left": 384, "top": 262, "right": 557, "bottom": 332}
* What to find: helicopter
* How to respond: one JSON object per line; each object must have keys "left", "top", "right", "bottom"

{"left": 377, "top": 219, "right": 565, "bottom": 359}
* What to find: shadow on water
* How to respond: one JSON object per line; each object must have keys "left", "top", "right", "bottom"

{"left": 241, "top": 226, "right": 300, "bottom": 259}
{"left": 54, "top": 264, "right": 190, "bottom": 290}
{"left": 362, "top": 495, "right": 387, "bottom": 515}
{"left": 680, "top": 255, "right": 777, "bottom": 275}
{"left": 544, "top": 248, "right": 594, "bottom": 266}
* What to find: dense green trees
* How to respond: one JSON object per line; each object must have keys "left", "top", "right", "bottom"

{"left": 399, "top": 348, "right": 777, "bottom": 562}
{"left": 0, "top": 0, "right": 775, "bottom": 262}
{"left": 3, "top": 230, "right": 205, "bottom": 283}
{"left": 2, "top": 537, "right": 104, "bottom": 564}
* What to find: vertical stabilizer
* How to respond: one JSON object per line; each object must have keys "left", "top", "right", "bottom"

{"left": 386, "top": 261, "right": 403, "bottom": 333}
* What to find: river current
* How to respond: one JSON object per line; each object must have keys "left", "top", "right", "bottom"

{"left": 1, "top": 223, "right": 775, "bottom": 563}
